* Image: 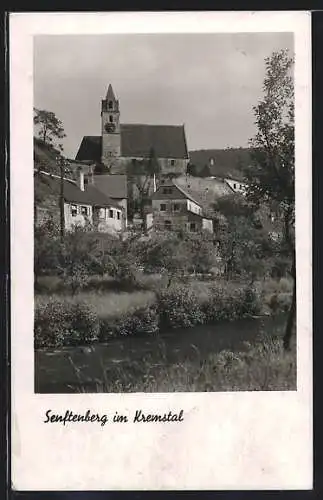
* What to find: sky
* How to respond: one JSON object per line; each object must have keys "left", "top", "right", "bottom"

{"left": 34, "top": 32, "right": 293, "bottom": 159}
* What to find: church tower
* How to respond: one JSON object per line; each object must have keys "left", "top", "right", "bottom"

{"left": 101, "top": 84, "right": 121, "bottom": 168}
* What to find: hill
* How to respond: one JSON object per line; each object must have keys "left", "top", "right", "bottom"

{"left": 189, "top": 148, "right": 252, "bottom": 181}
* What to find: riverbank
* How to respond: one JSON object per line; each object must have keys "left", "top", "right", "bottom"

{"left": 35, "top": 313, "right": 295, "bottom": 393}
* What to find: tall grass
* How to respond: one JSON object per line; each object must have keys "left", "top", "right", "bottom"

{"left": 35, "top": 289, "right": 155, "bottom": 320}
{"left": 69, "top": 336, "right": 296, "bottom": 393}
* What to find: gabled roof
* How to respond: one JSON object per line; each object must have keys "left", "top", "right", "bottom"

{"left": 75, "top": 124, "right": 189, "bottom": 162}
{"left": 150, "top": 180, "right": 202, "bottom": 207}
{"left": 34, "top": 170, "right": 121, "bottom": 208}
{"left": 93, "top": 174, "right": 128, "bottom": 199}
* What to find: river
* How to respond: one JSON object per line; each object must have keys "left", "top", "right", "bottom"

{"left": 35, "top": 313, "right": 287, "bottom": 393}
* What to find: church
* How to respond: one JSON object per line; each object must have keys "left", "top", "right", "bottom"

{"left": 75, "top": 84, "right": 190, "bottom": 176}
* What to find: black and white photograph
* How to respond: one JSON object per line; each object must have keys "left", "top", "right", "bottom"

{"left": 10, "top": 11, "right": 312, "bottom": 491}
{"left": 33, "top": 31, "right": 297, "bottom": 394}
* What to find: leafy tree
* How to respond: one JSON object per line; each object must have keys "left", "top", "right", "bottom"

{"left": 200, "top": 164, "right": 212, "bottom": 178}
{"left": 128, "top": 147, "right": 161, "bottom": 231}
{"left": 214, "top": 195, "right": 272, "bottom": 281}
{"left": 187, "top": 163, "right": 197, "bottom": 176}
{"left": 246, "top": 49, "right": 295, "bottom": 349}
{"left": 34, "top": 108, "right": 66, "bottom": 151}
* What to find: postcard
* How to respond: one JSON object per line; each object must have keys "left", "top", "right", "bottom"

{"left": 10, "top": 11, "right": 312, "bottom": 490}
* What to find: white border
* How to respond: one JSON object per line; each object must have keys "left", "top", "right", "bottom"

{"left": 10, "top": 11, "right": 312, "bottom": 490}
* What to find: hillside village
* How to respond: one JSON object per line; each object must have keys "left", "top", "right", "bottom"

{"left": 34, "top": 84, "right": 252, "bottom": 236}
{"left": 34, "top": 47, "right": 296, "bottom": 394}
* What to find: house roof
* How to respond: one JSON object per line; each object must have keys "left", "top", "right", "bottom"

{"left": 75, "top": 124, "right": 189, "bottom": 162}
{"left": 93, "top": 174, "right": 128, "bottom": 199}
{"left": 34, "top": 170, "right": 121, "bottom": 208}
{"left": 151, "top": 180, "right": 202, "bottom": 207}
{"left": 150, "top": 179, "right": 217, "bottom": 219}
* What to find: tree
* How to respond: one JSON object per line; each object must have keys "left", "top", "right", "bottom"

{"left": 187, "top": 163, "right": 197, "bottom": 176}
{"left": 214, "top": 194, "right": 272, "bottom": 281}
{"left": 128, "top": 147, "right": 161, "bottom": 231}
{"left": 200, "top": 164, "right": 212, "bottom": 178}
{"left": 34, "top": 108, "right": 66, "bottom": 151}
{"left": 246, "top": 49, "right": 295, "bottom": 350}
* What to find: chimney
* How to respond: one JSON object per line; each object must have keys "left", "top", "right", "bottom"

{"left": 78, "top": 169, "right": 85, "bottom": 191}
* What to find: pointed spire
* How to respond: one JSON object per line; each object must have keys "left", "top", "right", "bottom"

{"left": 106, "top": 84, "right": 116, "bottom": 101}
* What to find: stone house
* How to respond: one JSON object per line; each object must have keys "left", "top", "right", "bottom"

{"left": 34, "top": 169, "right": 125, "bottom": 234}
{"left": 150, "top": 180, "right": 213, "bottom": 233}
{"left": 75, "top": 84, "right": 190, "bottom": 176}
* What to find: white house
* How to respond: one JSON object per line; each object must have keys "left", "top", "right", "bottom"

{"left": 34, "top": 168, "right": 125, "bottom": 234}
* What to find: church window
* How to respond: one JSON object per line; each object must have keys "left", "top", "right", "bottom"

{"left": 109, "top": 115, "right": 113, "bottom": 123}
{"left": 109, "top": 209, "right": 114, "bottom": 218}
{"left": 108, "top": 100, "right": 113, "bottom": 109}
{"left": 160, "top": 203, "right": 166, "bottom": 212}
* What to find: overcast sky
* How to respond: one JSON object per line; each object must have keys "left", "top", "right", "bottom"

{"left": 34, "top": 33, "right": 293, "bottom": 159}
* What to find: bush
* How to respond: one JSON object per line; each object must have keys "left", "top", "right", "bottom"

{"left": 35, "top": 298, "right": 100, "bottom": 348}
{"left": 157, "top": 284, "right": 205, "bottom": 329}
{"left": 62, "top": 263, "right": 90, "bottom": 294}
{"left": 201, "top": 283, "right": 262, "bottom": 322}
{"left": 99, "top": 305, "right": 159, "bottom": 340}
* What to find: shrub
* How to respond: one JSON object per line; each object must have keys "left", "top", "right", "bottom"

{"left": 35, "top": 298, "right": 100, "bottom": 348}
{"left": 201, "top": 283, "right": 262, "bottom": 322}
{"left": 99, "top": 305, "right": 159, "bottom": 340}
{"left": 62, "top": 263, "right": 90, "bottom": 294}
{"left": 157, "top": 284, "right": 205, "bottom": 329}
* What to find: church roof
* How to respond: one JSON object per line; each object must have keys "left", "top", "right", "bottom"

{"left": 75, "top": 124, "right": 189, "bottom": 162}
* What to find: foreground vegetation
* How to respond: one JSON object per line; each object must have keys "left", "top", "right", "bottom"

{"left": 90, "top": 337, "right": 296, "bottom": 392}
{"left": 35, "top": 332, "right": 296, "bottom": 393}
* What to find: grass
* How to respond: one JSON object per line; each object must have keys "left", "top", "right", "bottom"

{"left": 35, "top": 289, "right": 155, "bottom": 320}
{"left": 67, "top": 335, "right": 296, "bottom": 393}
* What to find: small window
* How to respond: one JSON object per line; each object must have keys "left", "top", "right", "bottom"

{"left": 109, "top": 209, "right": 114, "bottom": 218}
{"left": 233, "top": 183, "right": 236, "bottom": 189}
{"left": 81, "top": 206, "right": 88, "bottom": 216}
{"left": 173, "top": 203, "right": 180, "bottom": 211}
{"left": 165, "top": 220, "right": 172, "bottom": 230}
{"left": 190, "top": 222, "right": 197, "bottom": 232}
{"left": 170, "top": 159, "right": 175, "bottom": 166}
{"left": 71, "top": 204, "right": 77, "bottom": 217}
{"left": 109, "top": 115, "right": 113, "bottom": 123}
{"left": 108, "top": 100, "right": 113, "bottom": 109}
{"left": 160, "top": 203, "right": 166, "bottom": 212}
{"left": 117, "top": 211, "right": 121, "bottom": 220}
